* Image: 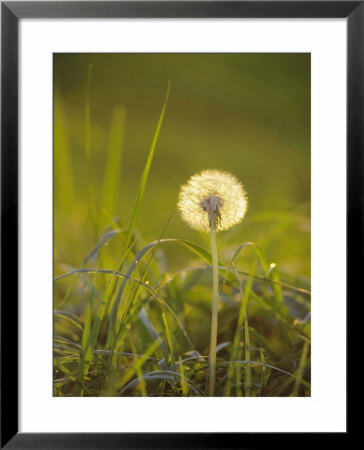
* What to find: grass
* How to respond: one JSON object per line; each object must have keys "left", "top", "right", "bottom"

{"left": 53, "top": 77, "right": 311, "bottom": 398}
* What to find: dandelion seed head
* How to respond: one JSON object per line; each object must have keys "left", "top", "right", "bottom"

{"left": 178, "top": 169, "right": 248, "bottom": 232}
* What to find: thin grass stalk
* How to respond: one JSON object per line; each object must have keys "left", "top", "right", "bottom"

{"left": 235, "top": 346, "right": 243, "bottom": 397}
{"left": 244, "top": 312, "right": 251, "bottom": 397}
{"left": 73, "top": 283, "right": 109, "bottom": 396}
{"left": 120, "top": 81, "right": 171, "bottom": 269}
{"left": 130, "top": 339, "right": 147, "bottom": 397}
{"left": 258, "top": 349, "right": 268, "bottom": 396}
{"left": 179, "top": 356, "right": 188, "bottom": 396}
{"left": 292, "top": 339, "right": 309, "bottom": 396}
{"left": 225, "top": 263, "right": 255, "bottom": 396}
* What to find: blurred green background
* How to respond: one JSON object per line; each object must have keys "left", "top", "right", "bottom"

{"left": 54, "top": 53, "right": 310, "bottom": 283}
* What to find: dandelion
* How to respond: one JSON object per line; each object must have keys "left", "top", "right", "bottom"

{"left": 178, "top": 169, "right": 247, "bottom": 232}
{"left": 178, "top": 169, "right": 248, "bottom": 396}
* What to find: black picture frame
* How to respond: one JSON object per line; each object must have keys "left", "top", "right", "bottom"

{"left": 1, "top": 1, "right": 358, "bottom": 448}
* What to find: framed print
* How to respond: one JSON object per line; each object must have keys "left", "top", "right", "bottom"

{"left": 1, "top": 1, "right": 359, "bottom": 447}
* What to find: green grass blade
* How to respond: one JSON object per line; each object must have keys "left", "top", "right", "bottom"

{"left": 291, "top": 339, "right": 310, "bottom": 396}
{"left": 220, "top": 242, "right": 268, "bottom": 296}
{"left": 83, "top": 228, "right": 121, "bottom": 266}
{"left": 130, "top": 339, "right": 147, "bottom": 397}
{"left": 162, "top": 312, "right": 174, "bottom": 365}
{"left": 121, "top": 81, "right": 171, "bottom": 267}
{"left": 93, "top": 349, "right": 158, "bottom": 361}
{"left": 56, "top": 227, "right": 122, "bottom": 310}
{"left": 138, "top": 308, "right": 160, "bottom": 341}
{"left": 53, "top": 336, "right": 81, "bottom": 350}
{"left": 243, "top": 301, "right": 251, "bottom": 397}
{"left": 178, "top": 356, "right": 188, "bottom": 396}
{"left": 101, "top": 106, "right": 126, "bottom": 217}
{"left": 73, "top": 281, "right": 109, "bottom": 396}
{"left": 224, "top": 263, "right": 255, "bottom": 396}
{"left": 54, "top": 310, "right": 84, "bottom": 331}
{"left": 118, "top": 337, "right": 162, "bottom": 392}
{"left": 81, "top": 285, "right": 95, "bottom": 351}
{"left": 54, "top": 345, "right": 80, "bottom": 356}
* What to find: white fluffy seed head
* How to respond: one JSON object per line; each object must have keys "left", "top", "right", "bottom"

{"left": 177, "top": 169, "right": 248, "bottom": 232}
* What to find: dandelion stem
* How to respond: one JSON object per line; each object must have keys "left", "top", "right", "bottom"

{"left": 208, "top": 216, "right": 219, "bottom": 397}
